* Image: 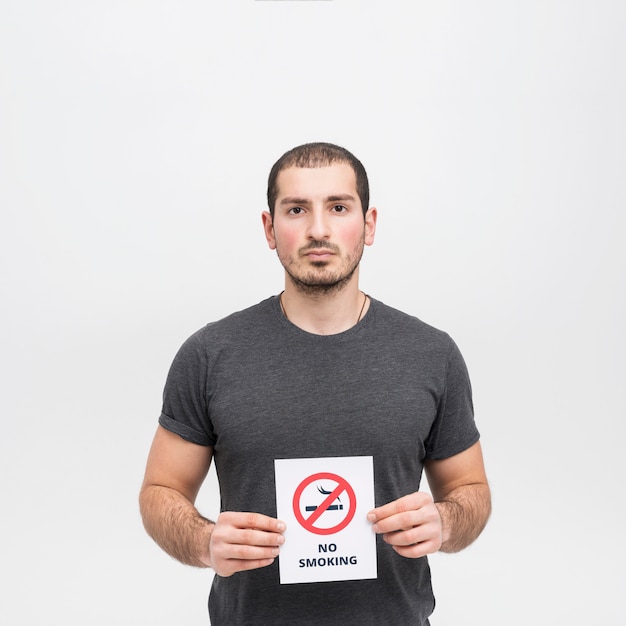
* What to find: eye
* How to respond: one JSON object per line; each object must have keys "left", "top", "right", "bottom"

{"left": 288, "top": 206, "right": 304, "bottom": 215}
{"left": 332, "top": 204, "right": 348, "bottom": 213}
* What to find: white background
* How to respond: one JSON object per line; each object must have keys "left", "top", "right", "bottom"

{"left": 1, "top": 1, "right": 624, "bottom": 624}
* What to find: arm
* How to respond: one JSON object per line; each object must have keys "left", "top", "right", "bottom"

{"left": 367, "top": 441, "right": 491, "bottom": 557}
{"left": 425, "top": 440, "right": 491, "bottom": 553}
{"left": 139, "top": 425, "right": 285, "bottom": 576}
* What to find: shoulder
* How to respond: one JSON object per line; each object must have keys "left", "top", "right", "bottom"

{"left": 368, "top": 298, "right": 454, "bottom": 352}
{"left": 172, "top": 297, "right": 280, "bottom": 363}
{"left": 187, "top": 297, "right": 278, "bottom": 343}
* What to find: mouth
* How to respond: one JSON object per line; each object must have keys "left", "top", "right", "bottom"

{"left": 305, "top": 250, "right": 335, "bottom": 261}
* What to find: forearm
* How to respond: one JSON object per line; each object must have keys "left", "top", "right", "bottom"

{"left": 140, "top": 484, "right": 214, "bottom": 568}
{"left": 435, "top": 483, "right": 491, "bottom": 553}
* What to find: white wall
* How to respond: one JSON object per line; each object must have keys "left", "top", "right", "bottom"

{"left": 1, "top": 1, "right": 624, "bottom": 624}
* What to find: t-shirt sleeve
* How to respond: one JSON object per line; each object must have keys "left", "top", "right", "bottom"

{"left": 158, "top": 331, "right": 216, "bottom": 447}
{"left": 424, "top": 337, "right": 480, "bottom": 460}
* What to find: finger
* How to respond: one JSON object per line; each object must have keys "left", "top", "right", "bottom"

{"left": 392, "top": 539, "right": 440, "bottom": 559}
{"left": 221, "top": 542, "right": 282, "bottom": 561}
{"left": 233, "top": 527, "right": 286, "bottom": 549}
{"left": 370, "top": 510, "right": 422, "bottom": 534}
{"left": 367, "top": 492, "right": 430, "bottom": 524}
{"left": 211, "top": 528, "right": 285, "bottom": 559}
{"left": 381, "top": 523, "right": 436, "bottom": 547}
{"left": 215, "top": 556, "right": 277, "bottom": 578}
{"left": 372, "top": 501, "right": 441, "bottom": 534}
{"left": 223, "top": 511, "right": 286, "bottom": 533}
{"left": 209, "top": 536, "right": 282, "bottom": 572}
{"left": 229, "top": 557, "right": 277, "bottom": 572}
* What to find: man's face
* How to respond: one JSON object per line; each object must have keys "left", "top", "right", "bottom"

{"left": 262, "top": 163, "right": 377, "bottom": 293}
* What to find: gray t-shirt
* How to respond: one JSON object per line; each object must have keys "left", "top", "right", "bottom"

{"left": 160, "top": 296, "right": 479, "bottom": 625}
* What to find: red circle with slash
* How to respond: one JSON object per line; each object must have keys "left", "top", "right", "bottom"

{"left": 292, "top": 472, "right": 357, "bottom": 535}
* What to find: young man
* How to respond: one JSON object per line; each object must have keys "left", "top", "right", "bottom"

{"left": 140, "top": 142, "right": 491, "bottom": 624}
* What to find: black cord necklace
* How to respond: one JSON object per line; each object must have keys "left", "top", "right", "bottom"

{"left": 279, "top": 291, "right": 368, "bottom": 325}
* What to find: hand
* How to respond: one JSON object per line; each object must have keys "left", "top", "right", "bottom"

{"left": 207, "top": 511, "right": 286, "bottom": 577}
{"left": 367, "top": 492, "right": 443, "bottom": 558}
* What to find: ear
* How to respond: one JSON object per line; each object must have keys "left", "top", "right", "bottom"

{"left": 262, "top": 211, "right": 277, "bottom": 250}
{"left": 364, "top": 207, "right": 377, "bottom": 246}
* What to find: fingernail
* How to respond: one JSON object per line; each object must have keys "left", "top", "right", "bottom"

{"left": 277, "top": 535, "right": 285, "bottom": 545}
{"left": 367, "top": 513, "right": 376, "bottom": 523}
{"left": 277, "top": 522, "right": 286, "bottom": 532}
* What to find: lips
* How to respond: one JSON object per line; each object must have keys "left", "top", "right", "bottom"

{"left": 305, "top": 249, "right": 335, "bottom": 257}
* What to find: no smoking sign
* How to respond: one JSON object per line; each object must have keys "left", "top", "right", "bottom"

{"left": 293, "top": 472, "right": 357, "bottom": 535}
{"left": 275, "top": 456, "right": 377, "bottom": 584}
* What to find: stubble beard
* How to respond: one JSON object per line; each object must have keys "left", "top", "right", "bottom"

{"left": 279, "top": 238, "right": 365, "bottom": 297}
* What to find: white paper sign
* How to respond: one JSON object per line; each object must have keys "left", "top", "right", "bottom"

{"left": 274, "top": 456, "right": 377, "bottom": 584}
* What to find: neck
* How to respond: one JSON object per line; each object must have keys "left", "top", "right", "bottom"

{"left": 280, "top": 280, "right": 369, "bottom": 336}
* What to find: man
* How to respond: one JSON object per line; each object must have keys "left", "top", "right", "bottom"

{"left": 140, "top": 142, "right": 491, "bottom": 624}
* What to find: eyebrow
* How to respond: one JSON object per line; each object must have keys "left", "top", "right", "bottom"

{"left": 279, "top": 194, "right": 356, "bottom": 206}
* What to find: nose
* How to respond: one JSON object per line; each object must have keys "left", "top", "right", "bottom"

{"left": 307, "top": 208, "right": 331, "bottom": 240}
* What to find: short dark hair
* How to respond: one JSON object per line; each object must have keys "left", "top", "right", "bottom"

{"left": 267, "top": 142, "right": 370, "bottom": 217}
